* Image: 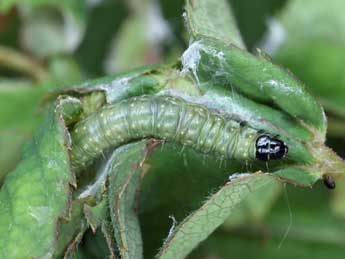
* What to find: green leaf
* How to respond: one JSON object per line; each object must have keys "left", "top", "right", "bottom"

{"left": 0, "top": 85, "right": 45, "bottom": 179}
{"left": 99, "top": 222, "right": 117, "bottom": 259}
{"left": 0, "top": 130, "right": 29, "bottom": 180}
{"left": 0, "top": 83, "right": 78, "bottom": 180}
{"left": 55, "top": 198, "right": 94, "bottom": 258}
{"left": 84, "top": 198, "right": 108, "bottom": 233}
{"left": 0, "top": 87, "right": 80, "bottom": 180}
{"left": 178, "top": 31, "right": 345, "bottom": 185}
{"left": 0, "top": 85, "right": 44, "bottom": 131}
{"left": 0, "top": 98, "right": 75, "bottom": 258}
{"left": 59, "top": 65, "right": 174, "bottom": 103}
{"left": 75, "top": 199, "right": 115, "bottom": 258}
{"left": 156, "top": 173, "right": 276, "bottom": 258}
{"left": 223, "top": 179, "right": 282, "bottom": 227}
{"left": 108, "top": 140, "right": 160, "bottom": 259}
{"left": 181, "top": 37, "right": 326, "bottom": 135}
{"left": 185, "top": 0, "right": 245, "bottom": 48}
{"left": 191, "top": 184, "right": 345, "bottom": 259}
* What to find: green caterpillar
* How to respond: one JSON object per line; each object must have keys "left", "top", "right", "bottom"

{"left": 70, "top": 95, "right": 288, "bottom": 169}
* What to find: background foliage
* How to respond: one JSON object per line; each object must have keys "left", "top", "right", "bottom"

{"left": 1, "top": 0, "right": 345, "bottom": 258}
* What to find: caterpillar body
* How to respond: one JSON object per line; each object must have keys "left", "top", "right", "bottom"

{"left": 70, "top": 95, "right": 288, "bottom": 169}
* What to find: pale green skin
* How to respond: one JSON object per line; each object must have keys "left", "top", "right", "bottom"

{"left": 70, "top": 95, "right": 259, "bottom": 169}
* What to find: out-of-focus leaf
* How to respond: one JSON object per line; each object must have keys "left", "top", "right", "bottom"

{"left": 229, "top": 0, "right": 287, "bottom": 49}
{"left": 0, "top": 85, "right": 45, "bottom": 179}
{"left": 272, "top": 0, "right": 345, "bottom": 120}
{"left": 0, "top": 0, "right": 82, "bottom": 15}
{"left": 327, "top": 118, "right": 345, "bottom": 139}
{"left": 0, "top": 1, "right": 86, "bottom": 30}
{"left": 108, "top": 140, "right": 160, "bottom": 259}
{"left": 0, "top": 85, "right": 44, "bottom": 130}
{"left": 191, "top": 184, "right": 345, "bottom": 259}
{"left": 104, "top": 14, "right": 152, "bottom": 74}
{"left": 160, "top": 0, "right": 185, "bottom": 45}
{"left": 275, "top": 42, "right": 345, "bottom": 119}
{"left": 190, "top": 230, "right": 345, "bottom": 259}
{"left": 185, "top": 0, "right": 244, "bottom": 48}
{"left": 279, "top": 0, "right": 345, "bottom": 43}
{"left": 0, "top": 129, "right": 28, "bottom": 179}
{"left": 0, "top": 0, "right": 86, "bottom": 59}
{"left": 0, "top": 46, "right": 48, "bottom": 81}
{"left": 156, "top": 173, "right": 276, "bottom": 258}
{"left": 75, "top": 1, "right": 128, "bottom": 76}
{"left": 48, "top": 56, "right": 83, "bottom": 86}
{"left": 19, "top": 5, "right": 86, "bottom": 58}
{"left": 330, "top": 181, "right": 345, "bottom": 219}
{"left": 0, "top": 98, "right": 75, "bottom": 258}
{"left": 105, "top": 1, "right": 171, "bottom": 74}
{"left": 0, "top": 9, "right": 20, "bottom": 48}
{"left": 0, "top": 80, "right": 80, "bottom": 180}
{"left": 260, "top": 183, "right": 345, "bottom": 251}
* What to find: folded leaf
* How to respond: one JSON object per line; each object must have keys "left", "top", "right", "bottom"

{"left": 181, "top": 37, "right": 326, "bottom": 135}
{"left": 108, "top": 140, "right": 160, "bottom": 259}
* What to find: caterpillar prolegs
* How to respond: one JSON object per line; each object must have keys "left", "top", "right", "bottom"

{"left": 70, "top": 95, "right": 288, "bottom": 169}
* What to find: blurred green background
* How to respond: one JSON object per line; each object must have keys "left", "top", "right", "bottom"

{"left": 1, "top": 0, "right": 345, "bottom": 258}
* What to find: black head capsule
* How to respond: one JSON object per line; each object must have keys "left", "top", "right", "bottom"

{"left": 323, "top": 175, "right": 336, "bottom": 190}
{"left": 255, "top": 135, "right": 288, "bottom": 161}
